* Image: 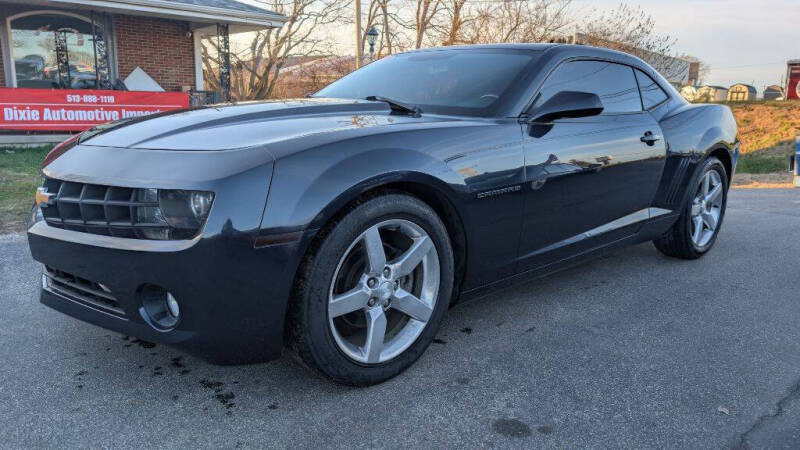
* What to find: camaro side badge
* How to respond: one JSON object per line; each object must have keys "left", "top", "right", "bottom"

{"left": 476, "top": 185, "right": 521, "bottom": 199}
{"left": 35, "top": 187, "right": 53, "bottom": 208}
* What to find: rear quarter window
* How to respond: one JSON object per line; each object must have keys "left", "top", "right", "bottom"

{"left": 635, "top": 69, "right": 669, "bottom": 109}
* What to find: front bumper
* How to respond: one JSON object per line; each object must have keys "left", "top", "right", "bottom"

{"left": 27, "top": 220, "right": 304, "bottom": 365}
{"left": 26, "top": 143, "right": 304, "bottom": 363}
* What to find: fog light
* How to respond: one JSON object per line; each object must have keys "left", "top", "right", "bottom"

{"left": 139, "top": 284, "right": 180, "bottom": 330}
{"left": 166, "top": 292, "right": 180, "bottom": 318}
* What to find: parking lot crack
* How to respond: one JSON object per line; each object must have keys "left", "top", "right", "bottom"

{"left": 735, "top": 376, "right": 800, "bottom": 449}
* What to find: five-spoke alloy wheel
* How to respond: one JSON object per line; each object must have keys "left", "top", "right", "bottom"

{"left": 689, "top": 169, "right": 724, "bottom": 247}
{"left": 653, "top": 156, "right": 729, "bottom": 259}
{"left": 328, "top": 219, "right": 440, "bottom": 364}
{"left": 287, "top": 193, "right": 454, "bottom": 386}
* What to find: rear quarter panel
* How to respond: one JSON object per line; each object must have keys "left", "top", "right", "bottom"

{"left": 650, "top": 103, "right": 738, "bottom": 211}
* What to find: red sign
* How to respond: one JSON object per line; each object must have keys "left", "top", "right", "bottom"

{"left": 0, "top": 88, "right": 190, "bottom": 131}
{"left": 788, "top": 64, "right": 800, "bottom": 100}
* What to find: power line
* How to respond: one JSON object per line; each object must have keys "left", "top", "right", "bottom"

{"left": 711, "top": 61, "right": 785, "bottom": 71}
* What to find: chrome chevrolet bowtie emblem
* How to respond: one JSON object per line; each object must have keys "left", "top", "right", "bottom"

{"left": 35, "top": 187, "right": 53, "bottom": 208}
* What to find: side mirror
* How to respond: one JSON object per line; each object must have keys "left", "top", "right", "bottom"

{"left": 527, "top": 91, "right": 604, "bottom": 123}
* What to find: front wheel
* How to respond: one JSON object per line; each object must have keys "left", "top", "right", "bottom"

{"left": 653, "top": 156, "right": 729, "bottom": 259}
{"left": 287, "top": 193, "right": 454, "bottom": 386}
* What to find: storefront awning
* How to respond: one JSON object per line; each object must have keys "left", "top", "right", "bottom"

{"left": 1, "top": 0, "right": 287, "bottom": 29}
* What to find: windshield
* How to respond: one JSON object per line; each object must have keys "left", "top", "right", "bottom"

{"left": 315, "top": 49, "right": 540, "bottom": 117}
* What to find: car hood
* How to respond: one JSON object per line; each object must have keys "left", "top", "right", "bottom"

{"left": 80, "top": 98, "right": 451, "bottom": 151}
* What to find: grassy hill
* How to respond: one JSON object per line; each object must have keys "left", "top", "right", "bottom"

{"left": 728, "top": 101, "right": 799, "bottom": 174}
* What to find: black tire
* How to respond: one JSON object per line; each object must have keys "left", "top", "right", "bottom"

{"left": 287, "top": 193, "right": 454, "bottom": 386}
{"left": 653, "top": 156, "right": 729, "bottom": 259}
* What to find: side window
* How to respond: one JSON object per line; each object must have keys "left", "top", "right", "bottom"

{"left": 635, "top": 69, "right": 669, "bottom": 109}
{"left": 535, "top": 61, "right": 642, "bottom": 114}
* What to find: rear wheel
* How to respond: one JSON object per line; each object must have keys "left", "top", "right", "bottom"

{"left": 287, "top": 193, "right": 454, "bottom": 385}
{"left": 653, "top": 157, "right": 728, "bottom": 259}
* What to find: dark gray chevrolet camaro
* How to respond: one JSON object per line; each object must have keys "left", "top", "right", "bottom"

{"left": 27, "top": 44, "right": 738, "bottom": 385}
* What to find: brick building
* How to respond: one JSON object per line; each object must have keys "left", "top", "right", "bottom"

{"left": 0, "top": 0, "right": 284, "bottom": 94}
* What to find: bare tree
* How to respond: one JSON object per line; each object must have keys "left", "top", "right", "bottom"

{"left": 375, "top": 0, "right": 419, "bottom": 56}
{"left": 578, "top": 3, "right": 685, "bottom": 82}
{"left": 201, "top": 0, "right": 349, "bottom": 100}
{"left": 414, "top": 0, "right": 444, "bottom": 48}
{"left": 376, "top": 0, "right": 395, "bottom": 55}
{"left": 351, "top": 0, "right": 410, "bottom": 59}
{"left": 201, "top": 0, "right": 693, "bottom": 101}
{"left": 456, "top": 0, "right": 572, "bottom": 45}
{"left": 438, "top": 0, "right": 469, "bottom": 46}
{"left": 358, "top": 0, "right": 381, "bottom": 58}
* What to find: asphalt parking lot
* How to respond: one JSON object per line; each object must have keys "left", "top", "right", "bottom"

{"left": 1, "top": 188, "right": 799, "bottom": 449}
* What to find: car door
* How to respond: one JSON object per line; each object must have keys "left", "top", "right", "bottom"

{"left": 517, "top": 60, "right": 666, "bottom": 271}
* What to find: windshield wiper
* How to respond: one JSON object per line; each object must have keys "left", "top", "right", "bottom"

{"left": 365, "top": 96, "right": 422, "bottom": 118}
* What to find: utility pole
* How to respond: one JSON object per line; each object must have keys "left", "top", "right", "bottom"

{"left": 354, "top": 0, "right": 363, "bottom": 69}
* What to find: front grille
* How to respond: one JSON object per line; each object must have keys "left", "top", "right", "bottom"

{"left": 41, "top": 178, "right": 167, "bottom": 239}
{"left": 43, "top": 266, "right": 125, "bottom": 316}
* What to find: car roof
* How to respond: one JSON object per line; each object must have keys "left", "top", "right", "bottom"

{"left": 404, "top": 44, "right": 650, "bottom": 68}
{"left": 407, "top": 43, "right": 559, "bottom": 52}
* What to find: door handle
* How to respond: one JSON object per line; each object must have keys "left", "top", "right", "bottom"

{"left": 640, "top": 131, "right": 662, "bottom": 145}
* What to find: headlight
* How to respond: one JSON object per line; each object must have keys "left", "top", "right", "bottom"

{"left": 134, "top": 188, "right": 215, "bottom": 240}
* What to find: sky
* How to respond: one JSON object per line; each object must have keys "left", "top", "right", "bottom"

{"left": 571, "top": 0, "right": 799, "bottom": 90}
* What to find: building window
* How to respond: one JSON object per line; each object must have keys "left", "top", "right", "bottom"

{"left": 10, "top": 13, "right": 108, "bottom": 89}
